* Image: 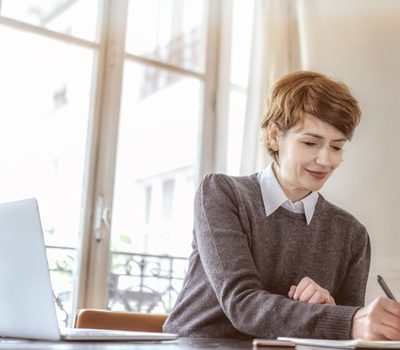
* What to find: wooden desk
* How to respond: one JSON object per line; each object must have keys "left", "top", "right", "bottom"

{"left": 0, "top": 337, "right": 333, "bottom": 350}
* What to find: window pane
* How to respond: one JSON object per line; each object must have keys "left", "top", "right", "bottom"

{"left": 125, "top": 0, "right": 207, "bottom": 73}
{"left": 230, "top": 0, "right": 254, "bottom": 87}
{"left": 108, "top": 60, "right": 201, "bottom": 312}
{"left": 1, "top": 0, "right": 100, "bottom": 41}
{"left": 0, "top": 25, "right": 94, "bottom": 326}
{"left": 226, "top": 90, "right": 247, "bottom": 175}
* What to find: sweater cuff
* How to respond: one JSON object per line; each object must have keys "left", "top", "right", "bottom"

{"left": 315, "top": 305, "right": 359, "bottom": 339}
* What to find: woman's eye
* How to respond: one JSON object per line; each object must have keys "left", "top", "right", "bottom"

{"left": 331, "top": 146, "right": 342, "bottom": 151}
{"left": 303, "top": 142, "right": 316, "bottom": 147}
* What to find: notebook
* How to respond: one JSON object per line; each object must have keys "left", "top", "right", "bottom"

{"left": 278, "top": 337, "right": 400, "bottom": 349}
{"left": 0, "top": 198, "right": 177, "bottom": 341}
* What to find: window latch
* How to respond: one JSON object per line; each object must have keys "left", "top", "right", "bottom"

{"left": 93, "top": 195, "right": 111, "bottom": 241}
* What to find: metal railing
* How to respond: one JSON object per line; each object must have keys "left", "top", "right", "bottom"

{"left": 108, "top": 251, "right": 188, "bottom": 314}
{"left": 46, "top": 246, "right": 188, "bottom": 326}
{"left": 46, "top": 245, "right": 75, "bottom": 326}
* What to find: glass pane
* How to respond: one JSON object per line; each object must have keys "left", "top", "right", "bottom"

{"left": 108, "top": 60, "right": 201, "bottom": 313}
{"left": 125, "top": 0, "right": 207, "bottom": 73}
{"left": 1, "top": 0, "right": 100, "bottom": 42}
{"left": 230, "top": 0, "right": 255, "bottom": 87}
{"left": 0, "top": 25, "right": 94, "bottom": 326}
{"left": 226, "top": 90, "right": 247, "bottom": 175}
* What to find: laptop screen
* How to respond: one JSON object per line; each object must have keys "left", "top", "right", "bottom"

{"left": 0, "top": 198, "right": 61, "bottom": 340}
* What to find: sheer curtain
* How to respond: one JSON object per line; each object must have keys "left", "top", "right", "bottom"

{"left": 240, "top": 0, "right": 302, "bottom": 175}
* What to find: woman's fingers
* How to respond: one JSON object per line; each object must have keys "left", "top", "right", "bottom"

{"left": 352, "top": 297, "right": 400, "bottom": 340}
{"left": 293, "top": 277, "right": 313, "bottom": 299}
{"left": 288, "top": 285, "right": 296, "bottom": 298}
{"left": 380, "top": 299, "right": 400, "bottom": 338}
{"left": 288, "top": 276, "right": 335, "bottom": 305}
{"left": 308, "top": 290, "right": 327, "bottom": 304}
{"left": 297, "top": 283, "right": 318, "bottom": 302}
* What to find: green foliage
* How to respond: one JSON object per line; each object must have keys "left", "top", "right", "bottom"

{"left": 55, "top": 254, "right": 74, "bottom": 276}
{"left": 110, "top": 234, "right": 133, "bottom": 271}
{"left": 119, "top": 234, "right": 132, "bottom": 245}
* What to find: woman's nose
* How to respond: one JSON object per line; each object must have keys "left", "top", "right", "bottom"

{"left": 315, "top": 148, "right": 332, "bottom": 167}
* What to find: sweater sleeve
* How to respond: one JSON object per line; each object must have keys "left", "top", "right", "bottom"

{"left": 194, "top": 174, "right": 359, "bottom": 339}
{"left": 335, "top": 225, "right": 371, "bottom": 307}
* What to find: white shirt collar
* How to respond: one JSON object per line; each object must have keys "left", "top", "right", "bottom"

{"left": 257, "top": 163, "right": 319, "bottom": 225}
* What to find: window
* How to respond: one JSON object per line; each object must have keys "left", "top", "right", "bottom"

{"left": 144, "top": 185, "right": 153, "bottom": 225}
{"left": 226, "top": 0, "right": 255, "bottom": 175}
{"left": 162, "top": 179, "right": 175, "bottom": 221}
{"left": 0, "top": 0, "right": 255, "bottom": 325}
{"left": 0, "top": 0, "right": 101, "bottom": 326}
{"left": 106, "top": 0, "right": 207, "bottom": 315}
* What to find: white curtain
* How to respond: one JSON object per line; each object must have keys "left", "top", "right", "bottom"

{"left": 240, "top": 0, "right": 302, "bottom": 175}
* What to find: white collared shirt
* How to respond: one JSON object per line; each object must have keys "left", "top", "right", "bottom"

{"left": 257, "top": 164, "right": 319, "bottom": 224}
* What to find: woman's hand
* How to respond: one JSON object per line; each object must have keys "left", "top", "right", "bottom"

{"left": 288, "top": 276, "right": 336, "bottom": 305}
{"left": 352, "top": 297, "right": 400, "bottom": 340}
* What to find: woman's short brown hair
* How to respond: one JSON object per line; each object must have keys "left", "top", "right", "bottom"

{"left": 260, "top": 71, "right": 361, "bottom": 162}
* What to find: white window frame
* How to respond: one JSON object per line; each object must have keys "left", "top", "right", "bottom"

{"left": 0, "top": 0, "right": 229, "bottom": 316}
{"left": 76, "top": 0, "right": 224, "bottom": 311}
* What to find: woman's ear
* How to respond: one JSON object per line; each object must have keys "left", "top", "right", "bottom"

{"left": 267, "top": 123, "right": 280, "bottom": 151}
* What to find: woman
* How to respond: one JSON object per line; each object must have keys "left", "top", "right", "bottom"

{"left": 163, "top": 71, "right": 400, "bottom": 340}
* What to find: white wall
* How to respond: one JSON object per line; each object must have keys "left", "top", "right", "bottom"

{"left": 297, "top": 0, "right": 400, "bottom": 302}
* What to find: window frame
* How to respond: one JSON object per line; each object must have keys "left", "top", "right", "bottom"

{"left": 77, "top": 0, "right": 224, "bottom": 312}
{"left": 0, "top": 0, "right": 226, "bottom": 318}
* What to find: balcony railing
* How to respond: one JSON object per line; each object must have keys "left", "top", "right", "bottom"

{"left": 46, "top": 245, "right": 76, "bottom": 326}
{"left": 46, "top": 246, "right": 188, "bottom": 326}
{"left": 108, "top": 251, "right": 188, "bottom": 314}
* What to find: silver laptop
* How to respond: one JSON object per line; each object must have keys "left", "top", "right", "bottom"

{"left": 0, "top": 198, "right": 177, "bottom": 341}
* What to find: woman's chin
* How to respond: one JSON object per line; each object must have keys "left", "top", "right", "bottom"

{"left": 303, "top": 180, "right": 325, "bottom": 192}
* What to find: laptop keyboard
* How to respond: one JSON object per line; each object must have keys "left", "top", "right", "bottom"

{"left": 60, "top": 327, "right": 177, "bottom": 340}
{"left": 62, "top": 328, "right": 135, "bottom": 337}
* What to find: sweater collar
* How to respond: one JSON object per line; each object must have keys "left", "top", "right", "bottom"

{"left": 257, "top": 163, "right": 319, "bottom": 225}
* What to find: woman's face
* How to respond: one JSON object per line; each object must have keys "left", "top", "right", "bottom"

{"left": 272, "top": 115, "right": 347, "bottom": 202}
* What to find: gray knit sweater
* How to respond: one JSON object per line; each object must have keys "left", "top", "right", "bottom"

{"left": 163, "top": 173, "right": 371, "bottom": 339}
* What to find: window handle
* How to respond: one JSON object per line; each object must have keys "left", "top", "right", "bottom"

{"left": 93, "top": 195, "right": 111, "bottom": 241}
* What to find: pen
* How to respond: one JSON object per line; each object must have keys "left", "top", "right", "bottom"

{"left": 377, "top": 274, "right": 397, "bottom": 301}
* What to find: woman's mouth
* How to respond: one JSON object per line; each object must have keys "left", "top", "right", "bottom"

{"left": 306, "top": 169, "right": 328, "bottom": 180}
